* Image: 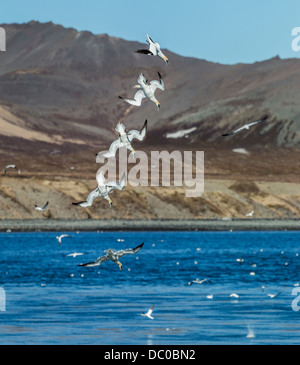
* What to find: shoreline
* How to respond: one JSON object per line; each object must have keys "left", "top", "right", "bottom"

{"left": 0, "top": 218, "right": 299, "bottom": 232}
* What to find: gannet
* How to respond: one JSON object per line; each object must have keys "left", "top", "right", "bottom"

{"left": 187, "top": 278, "right": 212, "bottom": 285}
{"left": 35, "top": 201, "right": 49, "bottom": 212}
{"left": 135, "top": 34, "right": 169, "bottom": 64}
{"left": 246, "top": 210, "right": 254, "bottom": 217}
{"left": 267, "top": 292, "right": 281, "bottom": 298}
{"left": 56, "top": 234, "right": 70, "bottom": 246}
{"left": 98, "top": 120, "right": 147, "bottom": 158}
{"left": 78, "top": 242, "right": 144, "bottom": 270}
{"left": 141, "top": 305, "right": 155, "bottom": 319}
{"left": 222, "top": 115, "right": 268, "bottom": 136}
{"left": 119, "top": 72, "right": 164, "bottom": 110}
{"left": 72, "top": 171, "right": 126, "bottom": 208}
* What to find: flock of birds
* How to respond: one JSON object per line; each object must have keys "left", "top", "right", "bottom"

{"left": 2, "top": 34, "right": 274, "bottom": 323}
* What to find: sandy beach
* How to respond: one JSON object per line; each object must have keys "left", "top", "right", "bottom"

{"left": 0, "top": 218, "right": 299, "bottom": 232}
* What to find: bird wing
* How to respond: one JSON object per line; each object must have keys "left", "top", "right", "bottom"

{"left": 150, "top": 72, "right": 164, "bottom": 91}
{"left": 115, "top": 242, "right": 144, "bottom": 258}
{"left": 72, "top": 188, "right": 99, "bottom": 207}
{"left": 42, "top": 201, "right": 49, "bottom": 210}
{"left": 96, "top": 170, "right": 106, "bottom": 187}
{"left": 102, "top": 139, "right": 122, "bottom": 158}
{"left": 106, "top": 173, "right": 126, "bottom": 192}
{"left": 146, "top": 34, "right": 157, "bottom": 55}
{"left": 119, "top": 90, "right": 145, "bottom": 106}
{"left": 146, "top": 305, "right": 154, "bottom": 316}
{"left": 78, "top": 254, "right": 109, "bottom": 267}
{"left": 135, "top": 49, "right": 154, "bottom": 55}
{"left": 246, "top": 115, "right": 268, "bottom": 128}
{"left": 127, "top": 120, "right": 147, "bottom": 142}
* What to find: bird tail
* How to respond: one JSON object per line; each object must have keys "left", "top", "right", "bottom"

{"left": 115, "top": 122, "right": 126, "bottom": 134}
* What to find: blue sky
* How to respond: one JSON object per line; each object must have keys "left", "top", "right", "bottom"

{"left": 1, "top": 0, "right": 300, "bottom": 64}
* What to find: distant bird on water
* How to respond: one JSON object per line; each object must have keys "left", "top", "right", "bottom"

{"left": 222, "top": 115, "right": 268, "bottom": 136}
{"left": 98, "top": 120, "right": 147, "bottom": 158}
{"left": 35, "top": 201, "right": 49, "bottom": 212}
{"left": 72, "top": 171, "right": 126, "bottom": 208}
{"left": 135, "top": 34, "right": 169, "bottom": 65}
{"left": 4, "top": 164, "right": 20, "bottom": 174}
{"left": 119, "top": 72, "right": 165, "bottom": 110}
{"left": 78, "top": 242, "right": 144, "bottom": 270}
{"left": 141, "top": 305, "right": 155, "bottom": 319}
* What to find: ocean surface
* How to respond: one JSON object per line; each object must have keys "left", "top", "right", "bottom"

{"left": 0, "top": 230, "right": 300, "bottom": 345}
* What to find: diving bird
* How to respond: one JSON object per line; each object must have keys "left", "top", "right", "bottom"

{"left": 35, "top": 201, "right": 49, "bottom": 212}
{"left": 135, "top": 34, "right": 169, "bottom": 65}
{"left": 119, "top": 72, "right": 165, "bottom": 110}
{"left": 72, "top": 171, "right": 126, "bottom": 208}
{"left": 56, "top": 234, "right": 70, "bottom": 246}
{"left": 4, "top": 164, "right": 20, "bottom": 174}
{"left": 78, "top": 242, "right": 144, "bottom": 270}
{"left": 98, "top": 120, "right": 147, "bottom": 158}
{"left": 222, "top": 114, "right": 268, "bottom": 136}
{"left": 141, "top": 305, "right": 155, "bottom": 319}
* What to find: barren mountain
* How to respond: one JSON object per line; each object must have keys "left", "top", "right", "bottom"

{"left": 0, "top": 21, "right": 299, "bottom": 220}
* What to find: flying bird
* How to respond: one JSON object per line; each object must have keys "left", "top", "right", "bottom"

{"left": 72, "top": 171, "right": 126, "bottom": 208}
{"left": 246, "top": 210, "right": 254, "bottom": 217}
{"left": 119, "top": 72, "right": 165, "bottom": 110}
{"left": 98, "top": 120, "right": 147, "bottom": 158}
{"left": 56, "top": 234, "right": 70, "bottom": 246}
{"left": 64, "top": 252, "right": 85, "bottom": 257}
{"left": 141, "top": 305, "right": 155, "bottom": 319}
{"left": 267, "top": 292, "right": 281, "bottom": 299}
{"left": 4, "top": 164, "right": 20, "bottom": 174}
{"left": 229, "top": 293, "right": 240, "bottom": 299}
{"left": 78, "top": 242, "right": 144, "bottom": 270}
{"left": 188, "top": 278, "right": 212, "bottom": 286}
{"left": 135, "top": 34, "right": 169, "bottom": 65}
{"left": 35, "top": 201, "right": 49, "bottom": 212}
{"left": 222, "top": 115, "right": 268, "bottom": 136}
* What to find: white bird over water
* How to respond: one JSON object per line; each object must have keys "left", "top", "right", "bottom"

{"left": 135, "top": 34, "right": 169, "bottom": 65}
{"left": 222, "top": 115, "right": 268, "bottom": 136}
{"left": 78, "top": 242, "right": 144, "bottom": 270}
{"left": 4, "top": 164, "right": 21, "bottom": 174}
{"left": 56, "top": 234, "right": 70, "bottom": 246}
{"left": 229, "top": 293, "right": 240, "bottom": 299}
{"left": 119, "top": 72, "right": 165, "bottom": 110}
{"left": 72, "top": 171, "right": 126, "bottom": 208}
{"left": 188, "top": 278, "right": 212, "bottom": 286}
{"left": 141, "top": 305, "right": 155, "bottom": 319}
{"left": 35, "top": 201, "right": 49, "bottom": 212}
{"left": 65, "top": 252, "right": 85, "bottom": 257}
{"left": 99, "top": 120, "right": 147, "bottom": 158}
{"left": 267, "top": 292, "right": 281, "bottom": 299}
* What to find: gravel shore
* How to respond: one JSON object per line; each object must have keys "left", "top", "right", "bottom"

{"left": 0, "top": 218, "right": 299, "bottom": 232}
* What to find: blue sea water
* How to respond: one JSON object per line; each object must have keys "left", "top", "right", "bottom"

{"left": 0, "top": 230, "right": 300, "bottom": 345}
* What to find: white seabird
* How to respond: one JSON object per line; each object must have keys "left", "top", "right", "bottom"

{"left": 78, "top": 242, "right": 144, "bottom": 270}
{"left": 65, "top": 252, "right": 85, "bottom": 257}
{"left": 119, "top": 72, "right": 165, "bottom": 110}
{"left": 267, "top": 292, "right": 281, "bottom": 299}
{"left": 72, "top": 171, "right": 126, "bottom": 208}
{"left": 188, "top": 278, "right": 212, "bottom": 286}
{"left": 4, "top": 164, "right": 21, "bottom": 174}
{"left": 135, "top": 34, "right": 169, "bottom": 64}
{"left": 229, "top": 293, "right": 240, "bottom": 299}
{"left": 56, "top": 234, "right": 70, "bottom": 246}
{"left": 246, "top": 210, "right": 254, "bottom": 217}
{"left": 141, "top": 305, "right": 155, "bottom": 319}
{"left": 99, "top": 120, "right": 147, "bottom": 158}
{"left": 35, "top": 201, "right": 49, "bottom": 212}
{"left": 222, "top": 114, "right": 268, "bottom": 136}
